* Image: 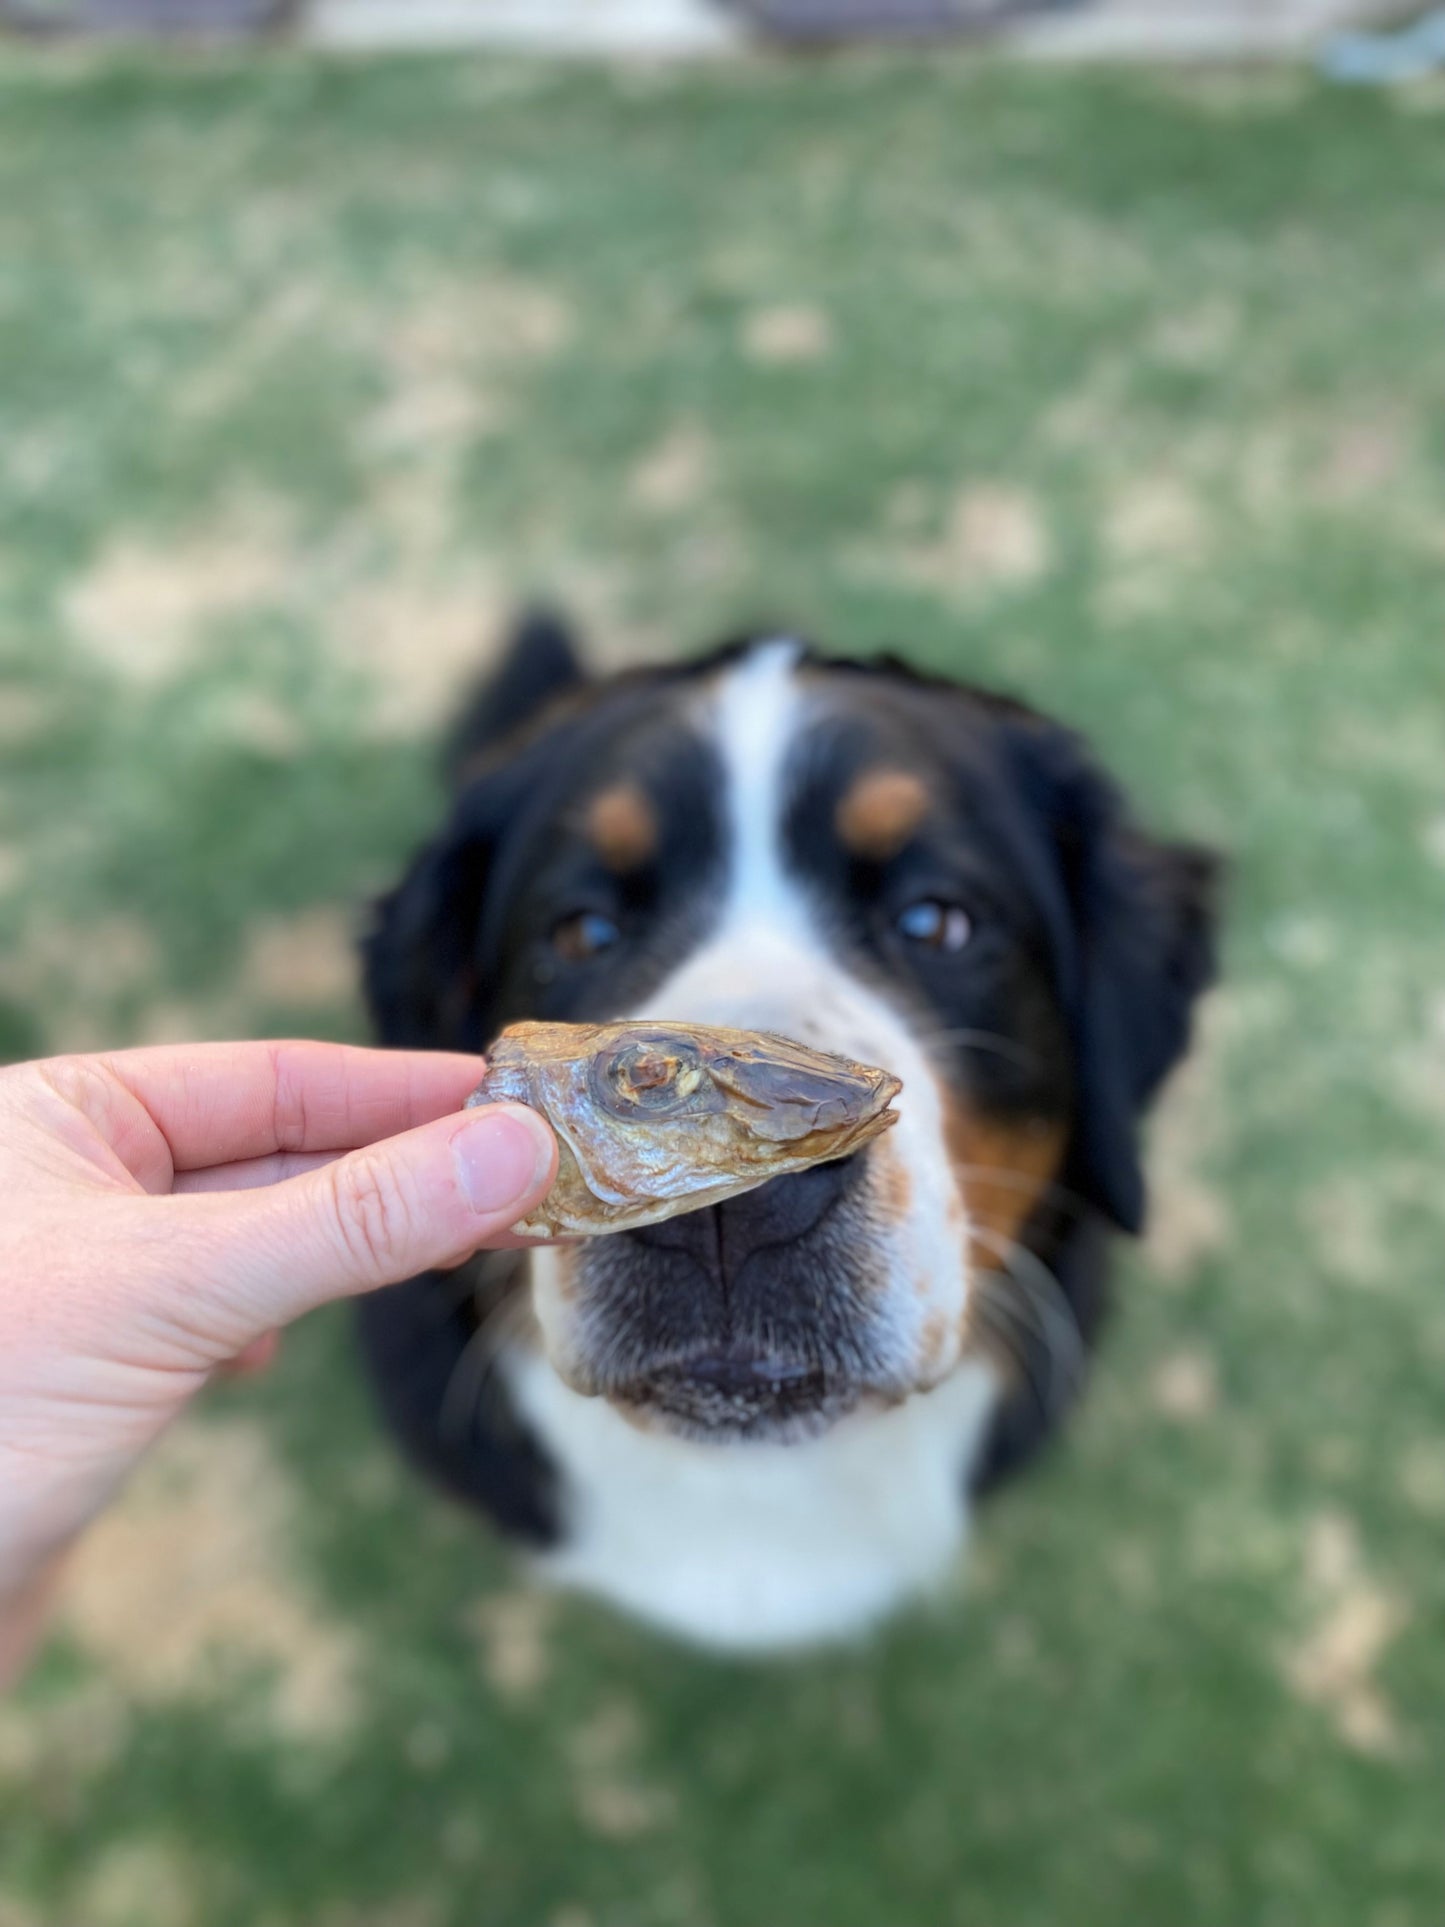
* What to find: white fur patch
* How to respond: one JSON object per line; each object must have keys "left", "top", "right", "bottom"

{"left": 507, "top": 1346, "right": 998, "bottom": 1651}
{"left": 705, "top": 636, "right": 807, "bottom": 932}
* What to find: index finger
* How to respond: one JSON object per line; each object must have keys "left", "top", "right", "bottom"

{"left": 98, "top": 1040, "right": 488, "bottom": 1172}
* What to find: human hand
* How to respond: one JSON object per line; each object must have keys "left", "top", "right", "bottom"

{"left": 0, "top": 1041, "right": 557, "bottom": 1677}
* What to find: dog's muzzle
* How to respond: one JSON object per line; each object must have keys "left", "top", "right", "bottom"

{"left": 567, "top": 1150, "right": 893, "bottom": 1441}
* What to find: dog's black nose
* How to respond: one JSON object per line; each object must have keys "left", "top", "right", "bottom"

{"left": 627, "top": 1151, "right": 862, "bottom": 1282}
{"left": 593, "top": 1151, "right": 874, "bottom": 1437}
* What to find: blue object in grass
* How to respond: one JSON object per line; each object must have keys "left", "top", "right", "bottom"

{"left": 1321, "top": 8, "right": 1445, "bottom": 82}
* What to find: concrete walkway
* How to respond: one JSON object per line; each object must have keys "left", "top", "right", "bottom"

{"left": 308, "top": 0, "right": 741, "bottom": 52}
{"left": 305, "top": 0, "right": 1414, "bottom": 56}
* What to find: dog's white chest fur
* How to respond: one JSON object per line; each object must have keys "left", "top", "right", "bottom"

{"left": 505, "top": 1347, "right": 998, "bottom": 1651}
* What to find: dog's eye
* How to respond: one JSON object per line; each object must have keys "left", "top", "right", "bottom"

{"left": 895, "top": 899, "right": 972, "bottom": 954}
{"left": 551, "top": 910, "right": 622, "bottom": 964}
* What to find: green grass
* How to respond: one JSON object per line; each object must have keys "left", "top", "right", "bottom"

{"left": 2, "top": 45, "right": 1444, "bottom": 1927}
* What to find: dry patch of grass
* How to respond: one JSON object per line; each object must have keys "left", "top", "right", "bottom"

{"left": 0, "top": 915, "right": 164, "bottom": 1053}
{"left": 468, "top": 1586, "right": 559, "bottom": 1704}
{"left": 1398, "top": 1441, "right": 1445, "bottom": 1521}
{"left": 60, "top": 1417, "right": 362, "bottom": 1743}
{"left": 324, "top": 560, "right": 507, "bottom": 739}
{"left": 881, "top": 483, "right": 1053, "bottom": 602}
{"left": 1313, "top": 417, "right": 1409, "bottom": 505}
{"left": 1305, "top": 1178, "right": 1396, "bottom": 1293}
{"left": 0, "top": 1674, "right": 132, "bottom": 1784}
{"left": 0, "top": 686, "right": 53, "bottom": 746}
{"left": 361, "top": 274, "right": 571, "bottom": 463}
{"left": 362, "top": 375, "right": 499, "bottom": 463}
{"left": 0, "top": 904, "right": 358, "bottom": 1052}
{"left": 1096, "top": 474, "right": 1212, "bottom": 622}
{"left": 1103, "top": 475, "right": 1210, "bottom": 567}
{"left": 175, "top": 275, "right": 351, "bottom": 426}
{"left": 69, "top": 1839, "right": 207, "bottom": 1927}
{"left": 1145, "top": 298, "right": 1242, "bottom": 371}
{"left": 564, "top": 1698, "right": 676, "bottom": 1842}
{"left": 740, "top": 304, "right": 834, "bottom": 365}
{"left": 628, "top": 422, "right": 714, "bottom": 515}
{"left": 387, "top": 277, "right": 574, "bottom": 372}
{"left": 1143, "top": 996, "right": 1234, "bottom": 1283}
{"left": 1149, "top": 1346, "right": 1220, "bottom": 1423}
{"left": 64, "top": 500, "right": 294, "bottom": 686}
{"left": 1282, "top": 1511, "right": 1409, "bottom": 1758}
{"left": 235, "top": 903, "right": 360, "bottom": 1013}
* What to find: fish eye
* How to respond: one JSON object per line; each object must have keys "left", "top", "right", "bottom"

{"left": 895, "top": 898, "right": 972, "bottom": 954}
{"left": 595, "top": 1037, "right": 702, "bottom": 1117}
{"left": 619, "top": 1048, "right": 674, "bottom": 1095}
{"left": 551, "top": 909, "right": 622, "bottom": 965}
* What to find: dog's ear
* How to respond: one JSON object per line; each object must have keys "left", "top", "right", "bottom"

{"left": 443, "top": 607, "right": 586, "bottom": 783}
{"left": 362, "top": 765, "right": 526, "bottom": 1052}
{"left": 365, "top": 611, "right": 590, "bottom": 1051}
{"left": 1003, "top": 717, "right": 1221, "bottom": 1235}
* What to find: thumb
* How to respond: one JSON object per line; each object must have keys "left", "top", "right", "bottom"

{"left": 195, "top": 1102, "right": 557, "bottom": 1329}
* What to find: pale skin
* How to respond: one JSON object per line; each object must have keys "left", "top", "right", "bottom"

{"left": 0, "top": 1040, "right": 559, "bottom": 1688}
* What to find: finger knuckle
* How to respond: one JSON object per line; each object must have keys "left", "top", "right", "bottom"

{"left": 29, "top": 1053, "right": 130, "bottom": 1142}
{"left": 329, "top": 1150, "right": 413, "bottom": 1277}
{"left": 268, "top": 1044, "right": 313, "bottom": 1155}
{"left": 34, "top": 1052, "right": 111, "bottom": 1112}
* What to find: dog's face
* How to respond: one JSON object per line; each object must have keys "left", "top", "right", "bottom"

{"left": 367, "top": 621, "right": 1216, "bottom": 1458}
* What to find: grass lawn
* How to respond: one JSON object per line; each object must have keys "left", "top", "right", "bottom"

{"left": 2, "top": 43, "right": 1444, "bottom": 1927}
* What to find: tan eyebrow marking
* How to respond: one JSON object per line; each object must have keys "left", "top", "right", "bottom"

{"left": 834, "top": 768, "right": 931, "bottom": 862}
{"left": 585, "top": 781, "right": 660, "bottom": 872}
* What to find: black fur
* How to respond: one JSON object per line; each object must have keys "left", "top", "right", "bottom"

{"left": 354, "top": 1257, "right": 560, "bottom": 1544}
{"left": 442, "top": 606, "right": 586, "bottom": 782}
{"left": 994, "top": 710, "right": 1220, "bottom": 1237}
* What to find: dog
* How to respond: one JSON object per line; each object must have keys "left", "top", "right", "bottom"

{"left": 358, "top": 612, "right": 1218, "bottom": 1651}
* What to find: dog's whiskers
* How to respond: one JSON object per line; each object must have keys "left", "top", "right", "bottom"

{"left": 919, "top": 1025, "right": 1043, "bottom": 1071}
{"left": 425, "top": 1249, "right": 525, "bottom": 1323}
{"left": 966, "top": 1222, "right": 1085, "bottom": 1423}
{"left": 438, "top": 1280, "right": 535, "bottom": 1444}
{"left": 950, "top": 1160, "right": 1093, "bottom": 1220}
